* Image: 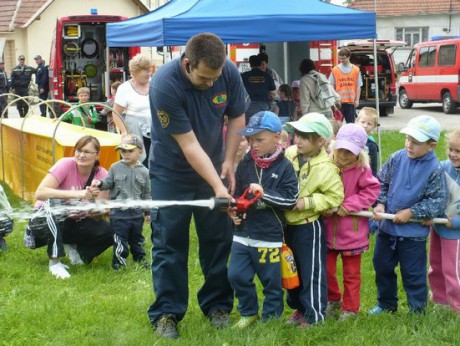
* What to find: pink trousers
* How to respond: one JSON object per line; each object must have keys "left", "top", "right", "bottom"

{"left": 428, "top": 231, "right": 460, "bottom": 312}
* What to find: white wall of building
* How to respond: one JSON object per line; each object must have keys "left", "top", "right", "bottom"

{"left": 377, "top": 14, "right": 460, "bottom": 65}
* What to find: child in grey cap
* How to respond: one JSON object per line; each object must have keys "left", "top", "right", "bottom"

{"left": 92, "top": 134, "right": 151, "bottom": 269}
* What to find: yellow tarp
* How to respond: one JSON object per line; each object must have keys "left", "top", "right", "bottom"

{"left": 0, "top": 116, "right": 121, "bottom": 201}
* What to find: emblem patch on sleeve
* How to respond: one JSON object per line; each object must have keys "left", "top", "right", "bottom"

{"left": 157, "top": 110, "right": 170, "bottom": 128}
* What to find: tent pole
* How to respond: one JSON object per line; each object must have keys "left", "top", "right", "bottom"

{"left": 283, "top": 42, "right": 288, "bottom": 84}
{"left": 373, "top": 0, "right": 382, "bottom": 170}
{"left": 373, "top": 37, "right": 382, "bottom": 170}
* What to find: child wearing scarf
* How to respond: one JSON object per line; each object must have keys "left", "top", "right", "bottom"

{"left": 283, "top": 113, "right": 344, "bottom": 327}
{"left": 228, "top": 111, "right": 298, "bottom": 329}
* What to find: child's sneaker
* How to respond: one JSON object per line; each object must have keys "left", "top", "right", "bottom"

{"left": 286, "top": 310, "right": 303, "bottom": 325}
{"left": 338, "top": 310, "right": 357, "bottom": 321}
{"left": 49, "top": 262, "right": 71, "bottom": 279}
{"left": 0, "top": 237, "right": 7, "bottom": 251}
{"left": 298, "top": 321, "right": 312, "bottom": 329}
{"left": 135, "top": 257, "right": 150, "bottom": 269}
{"left": 232, "top": 314, "right": 259, "bottom": 329}
{"left": 325, "top": 300, "right": 342, "bottom": 317}
{"left": 368, "top": 306, "right": 396, "bottom": 315}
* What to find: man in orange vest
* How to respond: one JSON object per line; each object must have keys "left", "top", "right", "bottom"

{"left": 329, "top": 48, "right": 362, "bottom": 124}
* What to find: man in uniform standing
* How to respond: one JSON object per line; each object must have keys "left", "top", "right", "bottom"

{"left": 241, "top": 55, "right": 276, "bottom": 123}
{"left": 148, "top": 33, "right": 249, "bottom": 339}
{"left": 10, "top": 55, "right": 35, "bottom": 117}
{"left": 34, "top": 55, "right": 49, "bottom": 117}
{"left": 0, "top": 61, "right": 8, "bottom": 118}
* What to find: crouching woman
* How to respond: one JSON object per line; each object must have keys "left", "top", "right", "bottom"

{"left": 26, "top": 135, "right": 113, "bottom": 279}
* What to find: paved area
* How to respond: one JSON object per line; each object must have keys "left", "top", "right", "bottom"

{"left": 378, "top": 103, "right": 459, "bottom": 132}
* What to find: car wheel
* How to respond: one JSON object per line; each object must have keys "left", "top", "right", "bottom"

{"left": 398, "top": 89, "right": 413, "bottom": 109}
{"left": 442, "top": 92, "right": 457, "bottom": 114}
{"left": 379, "top": 107, "right": 388, "bottom": 117}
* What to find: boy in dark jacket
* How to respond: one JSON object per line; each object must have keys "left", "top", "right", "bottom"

{"left": 228, "top": 111, "right": 298, "bottom": 329}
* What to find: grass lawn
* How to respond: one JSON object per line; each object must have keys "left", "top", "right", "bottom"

{"left": 0, "top": 130, "right": 459, "bottom": 346}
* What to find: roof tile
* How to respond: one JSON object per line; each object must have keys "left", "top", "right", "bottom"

{"left": 350, "top": 0, "right": 460, "bottom": 16}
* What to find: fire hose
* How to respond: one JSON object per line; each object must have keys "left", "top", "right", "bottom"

{"left": 346, "top": 210, "right": 448, "bottom": 225}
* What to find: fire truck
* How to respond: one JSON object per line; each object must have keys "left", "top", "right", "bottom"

{"left": 48, "top": 14, "right": 140, "bottom": 114}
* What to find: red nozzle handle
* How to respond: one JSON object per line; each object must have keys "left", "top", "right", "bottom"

{"left": 235, "top": 188, "right": 262, "bottom": 212}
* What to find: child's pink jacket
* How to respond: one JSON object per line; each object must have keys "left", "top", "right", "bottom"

{"left": 324, "top": 162, "right": 380, "bottom": 251}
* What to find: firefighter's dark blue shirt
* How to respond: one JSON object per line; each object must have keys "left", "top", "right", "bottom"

{"left": 149, "top": 58, "right": 249, "bottom": 177}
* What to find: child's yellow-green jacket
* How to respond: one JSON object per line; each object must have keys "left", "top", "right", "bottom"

{"left": 284, "top": 145, "right": 344, "bottom": 225}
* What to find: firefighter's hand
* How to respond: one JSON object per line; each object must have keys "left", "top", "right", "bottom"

{"left": 248, "top": 183, "right": 263, "bottom": 197}
{"left": 354, "top": 99, "right": 360, "bottom": 108}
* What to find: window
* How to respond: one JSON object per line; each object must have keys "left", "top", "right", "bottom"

{"left": 405, "top": 49, "right": 416, "bottom": 69}
{"left": 438, "top": 44, "right": 456, "bottom": 66}
{"left": 418, "top": 46, "right": 436, "bottom": 67}
{"left": 396, "top": 27, "right": 429, "bottom": 46}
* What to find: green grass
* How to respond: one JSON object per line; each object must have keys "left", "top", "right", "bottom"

{"left": 0, "top": 131, "right": 458, "bottom": 346}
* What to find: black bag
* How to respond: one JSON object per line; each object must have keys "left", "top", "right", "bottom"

{"left": 23, "top": 167, "right": 96, "bottom": 249}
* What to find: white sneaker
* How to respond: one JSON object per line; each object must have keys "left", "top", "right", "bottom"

{"left": 49, "top": 262, "right": 71, "bottom": 279}
{"left": 64, "top": 244, "right": 84, "bottom": 265}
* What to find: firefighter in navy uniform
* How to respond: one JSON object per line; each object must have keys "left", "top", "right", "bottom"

{"left": 34, "top": 55, "right": 49, "bottom": 117}
{"left": 0, "top": 60, "right": 9, "bottom": 118}
{"left": 10, "top": 55, "right": 36, "bottom": 117}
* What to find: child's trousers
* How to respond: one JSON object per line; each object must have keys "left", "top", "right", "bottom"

{"left": 428, "top": 230, "right": 460, "bottom": 312}
{"left": 285, "top": 219, "right": 327, "bottom": 324}
{"left": 326, "top": 251, "right": 362, "bottom": 313}
{"left": 228, "top": 241, "right": 283, "bottom": 319}
{"left": 373, "top": 232, "right": 427, "bottom": 313}
{"left": 111, "top": 217, "right": 145, "bottom": 266}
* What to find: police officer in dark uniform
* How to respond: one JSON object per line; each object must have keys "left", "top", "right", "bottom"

{"left": 10, "top": 55, "right": 35, "bottom": 117}
{"left": 0, "top": 60, "right": 9, "bottom": 118}
{"left": 34, "top": 55, "right": 49, "bottom": 117}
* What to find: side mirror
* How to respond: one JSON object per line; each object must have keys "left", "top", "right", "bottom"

{"left": 397, "top": 62, "right": 407, "bottom": 73}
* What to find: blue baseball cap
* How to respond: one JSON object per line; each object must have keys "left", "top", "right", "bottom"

{"left": 238, "top": 111, "right": 282, "bottom": 136}
{"left": 400, "top": 115, "right": 441, "bottom": 142}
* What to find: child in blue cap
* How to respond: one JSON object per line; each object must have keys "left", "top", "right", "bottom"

{"left": 370, "top": 115, "right": 448, "bottom": 314}
{"left": 227, "top": 111, "right": 298, "bottom": 329}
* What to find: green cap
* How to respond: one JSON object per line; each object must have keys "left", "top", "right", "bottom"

{"left": 285, "top": 112, "right": 332, "bottom": 139}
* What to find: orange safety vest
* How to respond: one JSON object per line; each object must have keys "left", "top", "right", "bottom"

{"left": 331, "top": 65, "right": 360, "bottom": 104}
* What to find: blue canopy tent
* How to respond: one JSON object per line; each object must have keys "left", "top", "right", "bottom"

{"left": 105, "top": 0, "right": 382, "bottom": 165}
{"left": 106, "top": 0, "right": 376, "bottom": 47}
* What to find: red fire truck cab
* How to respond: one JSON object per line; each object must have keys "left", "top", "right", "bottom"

{"left": 49, "top": 14, "right": 140, "bottom": 114}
